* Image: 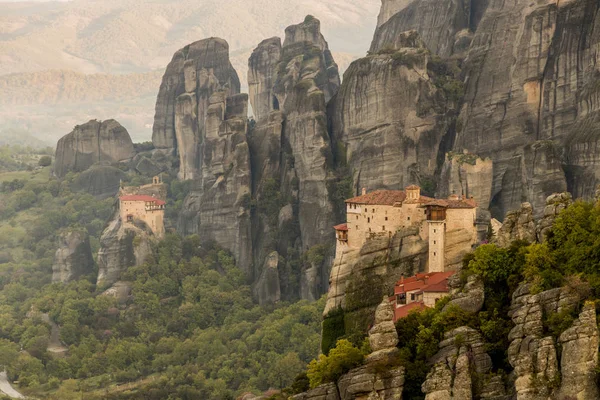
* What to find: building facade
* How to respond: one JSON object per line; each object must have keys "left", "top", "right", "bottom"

{"left": 118, "top": 176, "right": 166, "bottom": 237}
{"left": 334, "top": 186, "right": 478, "bottom": 273}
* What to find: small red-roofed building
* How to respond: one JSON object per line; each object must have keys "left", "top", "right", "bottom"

{"left": 118, "top": 177, "right": 166, "bottom": 237}
{"left": 389, "top": 271, "right": 455, "bottom": 321}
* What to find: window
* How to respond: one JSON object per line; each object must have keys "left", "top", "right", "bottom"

{"left": 398, "top": 293, "right": 406, "bottom": 305}
{"left": 433, "top": 252, "right": 437, "bottom": 256}
{"left": 372, "top": 209, "right": 375, "bottom": 213}
{"left": 365, "top": 208, "right": 367, "bottom": 213}
{"left": 382, "top": 226, "right": 385, "bottom": 231}
{"left": 356, "top": 225, "right": 359, "bottom": 230}
{"left": 424, "top": 210, "right": 427, "bottom": 214}
{"left": 127, "top": 215, "right": 133, "bottom": 222}
{"left": 433, "top": 240, "right": 436, "bottom": 245}
{"left": 368, "top": 217, "right": 370, "bottom": 223}
{"left": 410, "top": 294, "right": 415, "bottom": 301}
{"left": 369, "top": 228, "right": 372, "bottom": 232}
{"left": 407, "top": 217, "right": 411, "bottom": 221}
{"left": 356, "top": 215, "right": 359, "bottom": 220}
{"left": 434, "top": 229, "right": 437, "bottom": 233}
{"left": 385, "top": 217, "right": 388, "bottom": 221}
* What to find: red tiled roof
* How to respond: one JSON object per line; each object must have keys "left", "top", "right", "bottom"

{"left": 120, "top": 195, "right": 166, "bottom": 206}
{"left": 415, "top": 281, "right": 449, "bottom": 294}
{"left": 394, "top": 271, "right": 455, "bottom": 295}
{"left": 346, "top": 190, "right": 406, "bottom": 205}
{"left": 394, "top": 301, "right": 427, "bottom": 320}
{"left": 333, "top": 223, "right": 348, "bottom": 231}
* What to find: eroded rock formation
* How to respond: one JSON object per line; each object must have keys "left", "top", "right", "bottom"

{"left": 330, "top": 31, "right": 454, "bottom": 194}
{"left": 54, "top": 119, "right": 134, "bottom": 178}
{"left": 507, "top": 284, "right": 596, "bottom": 399}
{"left": 422, "top": 327, "right": 495, "bottom": 399}
{"left": 52, "top": 229, "right": 95, "bottom": 283}
{"left": 246, "top": 16, "right": 341, "bottom": 300}
{"left": 97, "top": 215, "right": 154, "bottom": 287}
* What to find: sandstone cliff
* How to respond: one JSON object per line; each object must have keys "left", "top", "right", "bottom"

{"left": 54, "top": 119, "right": 134, "bottom": 178}
{"left": 52, "top": 229, "right": 95, "bottom": 283}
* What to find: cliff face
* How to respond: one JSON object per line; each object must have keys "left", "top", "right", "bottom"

{"left": 371, "top": 0, "right": 474, "bottom": 57}
{"left": 152, "top": 38, "right": 252, "bottom": 273}
{"left": 330, "top": 31, "right": 455, "bottom": 195}
{"left": 246, "top": 16, "right": 341, "bottom": 301}
{"left": 454, "top": 0, "right": 600, "bottom": 218}
{"left": 97, "top": 214, "right": 155, "bottom": 287}
{"left": 52, "top": 230, "right": 95, "bottom": 283}
{"left": 54, "top": 119, "right": 134, "bottom": 178}
{"left": 152, "top": 17, "right": 341, "bottom": 301}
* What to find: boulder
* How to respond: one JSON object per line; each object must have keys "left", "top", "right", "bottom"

{"left": 54, "top": 119, "right": 134, "bottom": 178}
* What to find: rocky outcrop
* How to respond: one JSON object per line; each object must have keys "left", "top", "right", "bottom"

{"left": 536, "top": 192, "right": 572, "bottom": 243}
{"left": 366, "top": 297, "right": 399, "bottom": 363}
{"left": 54, "top": 119, "right": 134, "bottom": 178}
{"left": 422, "top": 327, "right": 495, "bottom": 399}
{"left": 496, "top": 202, "right": 537, "bottom": 247}
{"left": 329, "top": 31, "right": 454, "bottom": 194}
{"left": 496, "top": 192, "right": 573, "bottom": 246}
{"left": 293, "top": 366, "right": 405, "bottom": 400}
{"left": 507, "top": 284, "right": 581, "bottom": 399}
{"left": 445, "top": 274, "right": 484, "bottom": 313}
{"left": 97, "top": 215, "right": 154, "bottom": 287}
{"left": 152, "top": 37, "right": 252, "bottom": 273}
{"left": 246, "top": 16, "right": 341, "bottom": 300}
{"left": 52, "top": 229, "right": 95, "bottom": 283}
{"left": 338, "top": 366, "right": 405, "bottom": 399}
{"left": 324, "top": 227, "right": 427, "bottom": 335}
{"left": 248, "top": 38, "right": 282, "bottom": 122}
{"left": 152, "top": 38, "right": 240, "bottom": 158}
{"left": 438, "top": 152, "right": 493, "bottom": 211}
{"left": 70, "top": 165, "right": 127, "bottom": 198}
{"left": 557, "top": 302, "right": 599, "bottom": 399}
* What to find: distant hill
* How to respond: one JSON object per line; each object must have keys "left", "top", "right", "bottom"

{"left": 0, "top": 0, "right": 377, "bottom": 144}
{"left": 0, "top": 0, "right": 378, "bottom": 76}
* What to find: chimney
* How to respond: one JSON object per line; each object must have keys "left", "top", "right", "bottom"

{"left": 362, "top": 188, "right": 367, "bottom": 196}
{"left": 400, "top": 275, "right": 404, "bottom": 284}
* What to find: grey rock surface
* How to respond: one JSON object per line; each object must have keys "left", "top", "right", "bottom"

{"left": 54, "top": 119, "right": 134, "bottom": 178}
{"left": 52, "top": 229, "right": 95, "bottom": 283}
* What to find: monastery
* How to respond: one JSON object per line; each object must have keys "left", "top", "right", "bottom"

{"left": 333, "top": 185, "right": 478, "bottom": 318}
{"left": 118, "top": 176, "right": 166, "bottom": 237}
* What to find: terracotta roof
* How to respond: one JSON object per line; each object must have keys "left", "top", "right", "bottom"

{"left": 415, "top": 281, "right": 449, "bottom": 294}
{"left": 333, "top": 223, "right": 348, "bottom": 231}
{"left": 406, "top": 185, "right": 420, "bottom": 190}
{"left": 395, "top": 271, "right": 455, "bottom": 295}
{"left": 346, "top": 190, "right": 406, "bottom": 205}
{"left": 120, "top": 195, "right": 166, "bottom": 206}
{"left": 394, "top": 301, "right": 427, "bottom": 320}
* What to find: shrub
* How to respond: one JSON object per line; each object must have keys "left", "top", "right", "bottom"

{"left": 38, "top": 156, "right": 52, "bottom": 167}
{"left": 307, "top": 339, "right": 363, "bottom": 388}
